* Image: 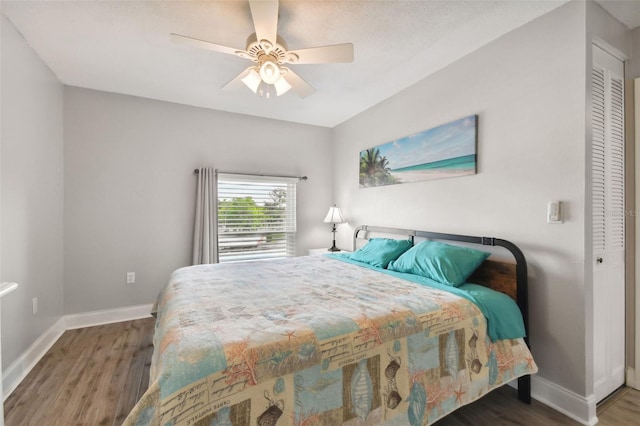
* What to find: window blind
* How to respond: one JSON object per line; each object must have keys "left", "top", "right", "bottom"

{"left": 217, "top": 173, "right": 297, "bottom": 262}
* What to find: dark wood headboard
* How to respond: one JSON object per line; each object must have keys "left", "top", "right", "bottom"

{"left": 353, "top": 225, "right": 532, "bottom": 403}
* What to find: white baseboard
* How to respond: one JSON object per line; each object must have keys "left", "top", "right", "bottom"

{"left": 531, "top": 375, "right": 598, "bottom": 426}
{"left": 63, "top": 303, "right": 153, "bottom": 330}
{"left": 3, "top": 317, "right": 66, "bottom": 399}
{"left": 626, "top": 366, "right": 640, "bottom": 390}
{"left": 3, "top": 303, "right": 153, "bottom": 401}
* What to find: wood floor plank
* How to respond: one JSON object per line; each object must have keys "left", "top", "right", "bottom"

{"left": 3, "top": 328, "right": 79, "bottom": 419}
{"left": 4, "top": 327, "right": 95, "bottom": 425}
{"left": 80, "top": 322, "right": 133, "bottom": 425}
{"left": 62, "top": 323, "right": 131, "bottom": 425}
{"left": 41, "top": 325, "right": 109, "bottom": 424}
{"left": 136, "top": 335, "right": 154, "bottom": 401}
{"left": 113, "top": 318, "right": 154, "bottom": 425}
{"left": 4, "top": 318, "right": 639, "bottom": 425}
{"left": 38, "top": 329, "right": 100, "bottom": 424}
{"left": 434, "top": 386, "right": 581, "bottom": 425}
{"left": 597, "top": 388, "right": 640, "bottom": 426}
{"left": 34, "top": 323, "right": 124, "bottom": 425}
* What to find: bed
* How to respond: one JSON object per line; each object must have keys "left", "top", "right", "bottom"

{"left": 124, "top": 225, "right": 537, "bottom": 425}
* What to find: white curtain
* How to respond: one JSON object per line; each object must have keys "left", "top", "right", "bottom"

{"left": 192, "top": 168, "right": 217, "bottom": 264}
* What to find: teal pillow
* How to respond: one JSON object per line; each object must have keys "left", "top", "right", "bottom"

{"left": 349, "top": 238, "right": 413, "bottom": 268}
{"left": 387, "top": 240, "right": 490, "bottom": 286}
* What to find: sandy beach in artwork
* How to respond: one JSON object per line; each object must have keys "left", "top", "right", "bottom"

{"left": 390, "top": 168, "right": 475, "bottom": 183}
{"left": 359, "top": 115, "right": 477, "bottom": 187}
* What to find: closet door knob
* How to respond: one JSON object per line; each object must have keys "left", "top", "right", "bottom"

{"left": 596, "top": 257, "right": 603, "bottom": 264}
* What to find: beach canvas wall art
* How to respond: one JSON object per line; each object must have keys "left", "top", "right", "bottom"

{"left": 359, "top": 115, "right": 477, "bottom": 188}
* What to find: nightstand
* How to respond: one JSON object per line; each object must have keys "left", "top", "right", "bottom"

{"left": 308, "top": 248, "right": 350, "bottom": 256}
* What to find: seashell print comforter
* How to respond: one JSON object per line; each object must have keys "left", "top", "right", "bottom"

{"left": 124, "top": 255, "right": 537, "bottom": 426}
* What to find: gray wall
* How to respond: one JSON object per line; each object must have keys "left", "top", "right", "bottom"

{"left": 1, "top": 15, "right": 64, "bottom": 370}
{"left": 63, "top": 87, "right": 333, "bottom": 314}
{"left": 628, "top": 27, "right": 640, "bottom": 79}
{"left": 332, "top": 1, "right": 588, "bottom": 394}
{"left": 625, "top": 24, "right": 640, "bottom": 377}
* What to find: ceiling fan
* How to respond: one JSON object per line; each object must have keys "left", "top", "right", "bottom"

{"left": 171, "top": 0, "right": 354, "bottom": 98}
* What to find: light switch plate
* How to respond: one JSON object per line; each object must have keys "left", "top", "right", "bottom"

{"left": 547, "top": 201, "right": 563, "bottom": 224}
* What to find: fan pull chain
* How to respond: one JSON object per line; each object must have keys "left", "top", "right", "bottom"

{"left": 257, "top": 81, "right": 272, "bottom": 99}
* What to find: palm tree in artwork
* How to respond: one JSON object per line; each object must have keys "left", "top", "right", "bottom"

{"left": 377, "top": 156, "right": 391, "bottom": 174}
{"left": 360, "top": 148, "right": 397, "bottom": 187}
{"left": 360, "top": 148, "right": 382, "bottom": 176}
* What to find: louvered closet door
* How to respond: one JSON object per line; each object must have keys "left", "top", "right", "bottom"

{"left": 592, "top": 45, "right": 625, "bottom": 403}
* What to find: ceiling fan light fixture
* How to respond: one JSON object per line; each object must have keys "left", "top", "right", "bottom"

{"left": 259, "top": 60, "right": 280, "bottom": 84}
{"left": 241, "top": 68, "right": 262, "bottom": 93}
{"left": 273, "top": 76, "right": 292, "bottom": 96}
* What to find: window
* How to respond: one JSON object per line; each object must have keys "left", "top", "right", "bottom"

{"left": 217, "top": 173, "right": 297, "bottom": 262}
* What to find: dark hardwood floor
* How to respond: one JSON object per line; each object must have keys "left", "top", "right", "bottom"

{"left": 4, "top": 318, "right": 639, "bottom": 425}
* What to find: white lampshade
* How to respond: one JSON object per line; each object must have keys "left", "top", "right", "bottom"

{"left": 241, "top": 69, "right": 262, "bottom": 93}
{"left": 323, "top": 205, "right": 346, "bottom": 224}
{"left": 273, "top": 76, "right": 292, "bottom": 96}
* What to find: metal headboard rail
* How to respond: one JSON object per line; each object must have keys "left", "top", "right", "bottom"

{"left": 353, "top": 224, "right": 532, "bottom": 403}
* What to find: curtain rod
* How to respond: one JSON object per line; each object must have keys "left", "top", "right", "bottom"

{"left": 193, "top": 168, "right": 308, "bottom": 181}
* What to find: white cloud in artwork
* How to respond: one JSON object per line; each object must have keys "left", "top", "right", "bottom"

{"left": 377, "top": 116, "right": 476, "bottom": 169}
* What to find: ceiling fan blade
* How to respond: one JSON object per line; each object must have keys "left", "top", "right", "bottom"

{"left": 282, "top": 68, "right": 316, "bottom": 98}
{"left": 286, "top": 43, "right": 354, "bottom": 64}
{"left": 221, "top": 67, "right": 255, "bottom": 91}
{"left": 249, "top": 0, "right": 279, "bottom": 46}
{"left": 170, "top": 33, "right": 242, "bottom": 57}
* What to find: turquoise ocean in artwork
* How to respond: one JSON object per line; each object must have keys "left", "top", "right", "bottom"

{"left": 391, "top": 154, "right": 476, "bottom": 173}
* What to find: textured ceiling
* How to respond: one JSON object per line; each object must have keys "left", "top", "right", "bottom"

{"left": 0, "top": 1, "right": 590, "bottom": 127}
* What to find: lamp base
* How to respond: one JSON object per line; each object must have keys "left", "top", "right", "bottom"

{"left": 327, "top": 226, "right": 341, "bottom": 252}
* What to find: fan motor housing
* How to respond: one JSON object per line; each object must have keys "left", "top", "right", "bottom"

{"left": 238, "top": 33, "right": 298, "bottom": 64}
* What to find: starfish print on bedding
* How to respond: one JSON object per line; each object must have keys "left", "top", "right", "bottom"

{"left": 283, "top": 330, "right": 296, "bottom": 342}
{"left": 525, "top": 354, "right": 535, "bottom": 369}
{"left": 453, "top": 384, "right": 466, "bottom": 403}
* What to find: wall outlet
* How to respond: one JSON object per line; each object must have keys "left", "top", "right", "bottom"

{"left": 32, "top": 297, "right": 38, "bottom": 315}
{"left": 126, "top": 272, "right": 136, "bottom": 284}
